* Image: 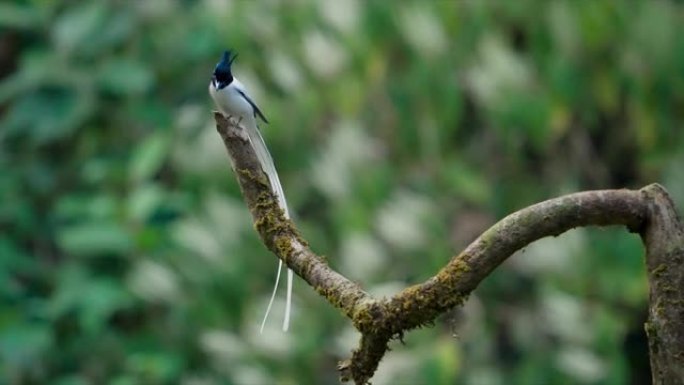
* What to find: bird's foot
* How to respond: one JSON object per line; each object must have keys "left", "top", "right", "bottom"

{"left": 227, "top": 115, "right": 249, "bottom": 141}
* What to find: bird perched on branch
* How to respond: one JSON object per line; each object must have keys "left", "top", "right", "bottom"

{"left": 209, "top": 50, "right": 293, "bottom": 332}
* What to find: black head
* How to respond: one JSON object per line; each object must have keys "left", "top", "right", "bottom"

{"left": 212, "top": 50, "right": 238, "bottom": 89}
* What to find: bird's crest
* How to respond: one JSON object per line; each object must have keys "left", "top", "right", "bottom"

{"left": 212, "top": 50, "right": 238, "bottom": 88}
{"left": 216, "top": 50, "right": 238, "bottom": 73}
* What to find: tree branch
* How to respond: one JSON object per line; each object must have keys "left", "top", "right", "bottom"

{"left": 213, "top": 113, "right": 684, "bottom": 384}
{"left": 640, "top": 184, "right": 684, "bottom": 384}
{"left": 214, "top": 113, "right": 373, "bottom": 322}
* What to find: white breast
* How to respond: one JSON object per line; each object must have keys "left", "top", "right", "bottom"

{"left": 209, "top": 82, "right": 254, "bottom": 121}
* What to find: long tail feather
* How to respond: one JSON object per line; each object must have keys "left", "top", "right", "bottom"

{"left": 260, "top": 259, "right": 283, "bottom": 333}
{"left": 244, "top": 118, "right": 293, "bottom": 333}
{"left": 283, "top": 268, "right": 293, "bottom": 331}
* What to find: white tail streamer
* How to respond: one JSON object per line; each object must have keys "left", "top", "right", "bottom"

{"left": 244, "top": 118, "right": 294, "bottom": 333}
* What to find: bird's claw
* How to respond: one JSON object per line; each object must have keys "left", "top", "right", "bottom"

{"left": 227, "top": 115, "right": 245, "bottom": 128}
{"left": 227, "top": 115, "right": 249, "bottom": 141}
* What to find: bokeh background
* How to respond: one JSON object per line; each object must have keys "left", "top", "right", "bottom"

{"left": 2, "top": 1, "right": 683, "bottom": 384}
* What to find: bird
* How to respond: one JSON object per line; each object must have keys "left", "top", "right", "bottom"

{"left": 209, "top": 50, "right": 293, "bottom": 333}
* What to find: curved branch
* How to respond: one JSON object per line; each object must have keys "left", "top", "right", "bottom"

{"left": 213, "top": 113, "right": 683, "bottom": 384}
{"left": 345, "top": 188, "right": 648, "bottom": 383}
{"left": 382, "top": 188, "right": 646, "bottom": 334}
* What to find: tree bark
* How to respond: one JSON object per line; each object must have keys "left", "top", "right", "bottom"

{"left": 641, "top": 185, "right": 684, "bottom": 384}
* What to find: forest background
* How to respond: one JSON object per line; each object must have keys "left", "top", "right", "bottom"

{"left": 1, "top": 1, "right": 683, "bottom": 384}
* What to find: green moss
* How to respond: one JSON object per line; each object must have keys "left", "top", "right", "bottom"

{"left": 438, "top": 256, "right": 471, "bottom": 279}
{"left": 651, "top": 263, "right": 667, "bottom": 277}
{"left": 274, "top": 237, "right": 294, "bottom": 264}
{"left": 340, "top": 251, "right": 476, "bottom": 383}
{"left": 386, "top": 258, "right": 469, "bottom": 331}
{"left": 313, "top": 285, "right": 367, "bottom": 324}
{"left": 660, "top": 284, "right": 676, "bottom": 294}
{"left": 351, "top": 302, "right": 376, "bottom": 332}
{"left": 252, "top": 192, "right": 291, "bottom": 239}
{"left": 237, "top": 168, "right": 269, "bottom": 187}
{"left": 644, "top": 321, "right": 657, "bottom": 340}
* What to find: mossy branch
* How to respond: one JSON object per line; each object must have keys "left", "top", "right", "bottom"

{"left": 213, "top": 113, "right": 373, "bottom": 322}
{"left": 214, "top": 113, "right": 684, "bottom": 385}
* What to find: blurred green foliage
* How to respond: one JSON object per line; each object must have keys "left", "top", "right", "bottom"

{"left": 1, "top": 1, "right": 683, "bottom": 384}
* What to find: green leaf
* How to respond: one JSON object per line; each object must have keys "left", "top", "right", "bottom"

{"left": 422, "top": 339, "right": 461, "bottom": 385}
{"left": 53, "top": 376, "right": 89, "bottom": 385}
{"left": 442, "top": 159, "right": 492, "bottom": 205}
{"left": 57, "top": 222, "right": 133, "bottom": 256}
{"left": 0, "top": 324, "right": 52, "bottom": 367}
{"left": 127, "top": 183, "right": 164, "bottom": 222}
{"left": 126, "top": 352, "right": 183, "bottom": 383}
{"left": 53, "top": 3, "right": 108, "bottom": 54}
{"left": 54, "top": 194, "right": 118, "bottom": 222}
{"left": 109, "top": 377, "right": 137, "bottom": 385}
{"left": 0, "top": 4, "right": 44, "bottom": 29}
{"left": 0, "top": 51, "right": 58, "bottom": 104}
{"left": 129, "top": 132, "right": 169, "bottom": 183}
{"left": 47, "top": 264, "right": 89, "bottom": 319}
{"left": 79, "top": 279, "right": 133, "bottom": 334}
{"left": 0, "top": 237, "right": 40, "bottom": 297}
{"left": 2, "top": 88, "right": 94, "bottom": 144}
{"left": 98, "top": 58, "right": 154, "bottom": 95}
{"left": 48, "top": 266, "right": 132, "bottom": 333}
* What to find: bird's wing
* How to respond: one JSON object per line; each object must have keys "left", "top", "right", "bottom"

{"left": 237, "top": 89, "right": 269, "bottom": 124}
{"left": 232, "top": 81, "right": 269, "bottom": 123}
{"left": 244, "top": 120, "right": 287, "bottom": 217}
